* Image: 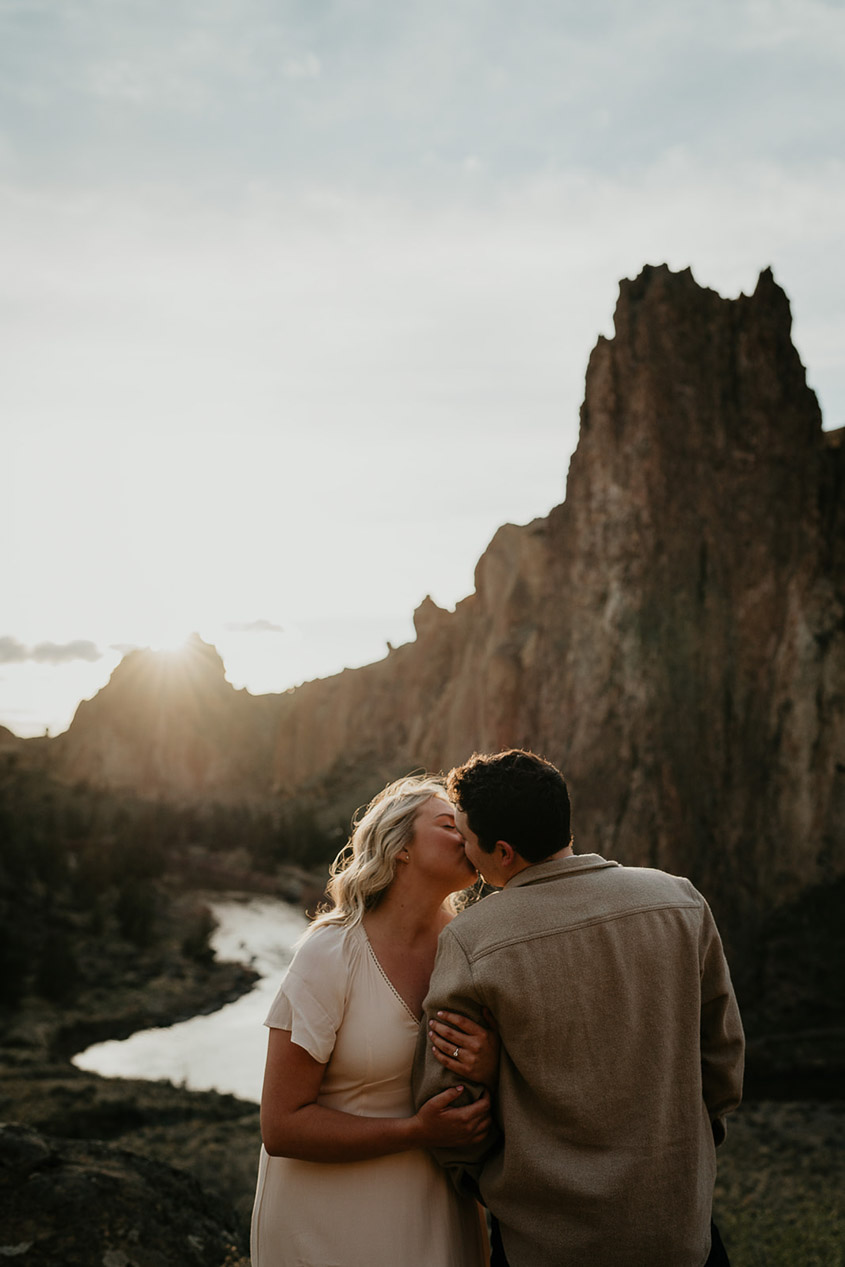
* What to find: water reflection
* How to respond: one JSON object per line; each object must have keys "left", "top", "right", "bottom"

{"left": 73, "top": 895, "right": 308, "bottom": 1103}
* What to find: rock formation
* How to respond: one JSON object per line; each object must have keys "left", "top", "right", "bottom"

{"left": 51, "top": 635, "right": 280, "bottom": 804}
{"left": 267, "top": 267, "right": 844, "bottom": 924}
{"left": 46, "top": 265, "right": 845, "bottom": 997}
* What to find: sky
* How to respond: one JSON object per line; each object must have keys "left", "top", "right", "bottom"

{"left": 2, "top": 0, "right": 844, "bottom": 737}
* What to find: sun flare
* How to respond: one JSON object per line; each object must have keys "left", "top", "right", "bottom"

{"left": 143, "top": 630, "right": 194, "bottom": 656}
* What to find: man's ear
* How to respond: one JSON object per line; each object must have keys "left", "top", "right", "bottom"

{"left": 495, "top": 840, "right": 519, "bottom": 870}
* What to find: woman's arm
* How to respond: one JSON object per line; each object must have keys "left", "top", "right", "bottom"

{"left": 260, "top": 1028, "right": 491, "bottom": 1162}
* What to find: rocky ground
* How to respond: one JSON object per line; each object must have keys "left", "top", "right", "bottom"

{"left": 1, "top": 1122, "right": 250, "bottom": 1267}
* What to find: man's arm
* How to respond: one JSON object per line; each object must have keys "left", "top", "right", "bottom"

{"left": 699, "top": 900, "right": 745, "bottom": 1145}
{"left": 412, "top": 924, "right": 501, "bottom": 1177}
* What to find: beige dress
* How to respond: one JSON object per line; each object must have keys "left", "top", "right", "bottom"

{"left": 250, "top": 921, "right": 488, "bottom": 1267}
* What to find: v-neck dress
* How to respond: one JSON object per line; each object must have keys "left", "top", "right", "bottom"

{"left": 250, "top": 921, "right": 488, "bottom": 1267}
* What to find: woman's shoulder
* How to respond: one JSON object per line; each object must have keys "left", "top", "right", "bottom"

{"left": 289, "top": 919, "right": 365, "bottom": 973}
{"left": 265, "top": 921, "right": 367, "bottom": 1043}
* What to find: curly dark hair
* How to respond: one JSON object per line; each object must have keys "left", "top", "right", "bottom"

{"left": 446, "top": 749, "right": 572, "bottom": 864}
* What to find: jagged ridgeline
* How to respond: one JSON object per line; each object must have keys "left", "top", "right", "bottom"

{"left": 5, "top": 264, "right": 845, "bottom": 1087}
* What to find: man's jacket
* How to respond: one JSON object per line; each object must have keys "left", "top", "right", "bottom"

{"left": 413, "top": 854, "right": 745, "bottom": 1267}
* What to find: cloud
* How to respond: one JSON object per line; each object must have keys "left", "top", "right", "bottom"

{"left": 224, "top": 619, "right": 285, "bottom": 635}
{"left": 32, "top": 639, "right": 102, "bottom": 664}
{"left": 0, "top": 636, "right": 102, "bottom": 664}
{"left": 0, "top": 636, "right": 27, "bottom": 664}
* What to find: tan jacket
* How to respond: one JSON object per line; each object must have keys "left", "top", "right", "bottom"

{"left": 413, "top": 854, "right": 744, "bottom": 1267}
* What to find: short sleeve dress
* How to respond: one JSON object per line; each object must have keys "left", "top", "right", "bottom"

{"left": 249, "top": 922, "right": 488, "bottom": 1267}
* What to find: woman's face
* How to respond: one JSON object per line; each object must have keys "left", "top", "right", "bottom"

{"left": 407, "top": 795, "right": 478, "bottom": 891}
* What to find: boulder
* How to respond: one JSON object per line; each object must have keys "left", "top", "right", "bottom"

{"left": 0, "top": 1122, "right": 247, "bottom": 1267}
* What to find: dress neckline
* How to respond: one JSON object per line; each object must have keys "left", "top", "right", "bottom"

{"left": 360, "top": 926, "right": 422, "bottom": 1025}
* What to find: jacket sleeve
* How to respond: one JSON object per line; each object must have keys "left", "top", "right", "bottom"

{"left": 411, "top": 924, "right": 501, "bottom": 1183}
{"left": 698, "top": 898, "right": 745, "bottom": 1145}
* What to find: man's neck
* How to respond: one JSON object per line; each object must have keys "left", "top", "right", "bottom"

{"left": 506, "top": 843, "right": 573, "bottom": 884}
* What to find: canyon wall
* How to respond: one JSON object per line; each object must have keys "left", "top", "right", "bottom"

{"left": 268, "top": 266, "right": 844, "bottom": 924}
{"left": 50, "top": 266, "right": 845, "bottom": 956}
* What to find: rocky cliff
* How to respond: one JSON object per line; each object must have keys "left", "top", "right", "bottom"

{"left": 48, "top": 266, "right": 845, "bottom": 974}
{"left": 270, "top": 267, "right": 844, "bottom": 916}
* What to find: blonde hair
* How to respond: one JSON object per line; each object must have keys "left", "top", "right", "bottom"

{"left": 310, "top": 775, "right": 452, "bottom": 932}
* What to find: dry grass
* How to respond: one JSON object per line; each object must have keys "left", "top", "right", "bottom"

{"left": 714, "top": 1101, "right": 845, "bottom": 1266}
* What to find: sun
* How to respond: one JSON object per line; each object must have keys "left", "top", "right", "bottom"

{"left": 143, "top": 628, "right": 194, "bottom": 655}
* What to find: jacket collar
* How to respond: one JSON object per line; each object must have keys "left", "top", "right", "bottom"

{"left": 505, "top": 853, "right": 619, "bottom": 889}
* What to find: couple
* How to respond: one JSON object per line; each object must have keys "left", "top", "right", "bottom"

{"left": 250, "top": 750, "right": 745, "bottom": 1267}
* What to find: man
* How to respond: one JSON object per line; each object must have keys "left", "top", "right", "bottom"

{"left": 413, "top": 749, "right": 744, "bottom": 1267}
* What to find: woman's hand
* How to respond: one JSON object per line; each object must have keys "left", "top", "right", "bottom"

{"left": 429, "top": 1009, "right": 500, "bottom": 1088}
{"left": 262, "top": 1029, "right": 488, "bottom": 1162}
{"left": 413, "top": 1086, "right": 492, "bottom": 1149}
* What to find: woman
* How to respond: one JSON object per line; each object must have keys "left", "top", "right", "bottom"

{"left": 250, "top": 776, "right": 498, "bottom": 1267}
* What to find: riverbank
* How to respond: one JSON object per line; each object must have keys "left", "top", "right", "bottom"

{"left": 0, "top": 901, "right": 264, "bottom": 1250}
{"left": 0, "top": 883, "right": 298, "bottom": 1264}
{"left": 1, "top": 1028, "right": 260, "bottom": 1263}
{"left": 71, "top": 893, "right": 307, "bottom": 1100}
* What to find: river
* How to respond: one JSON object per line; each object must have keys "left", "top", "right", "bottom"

{"left": 72, "top": 895, "right": 308, "bottom": 1104}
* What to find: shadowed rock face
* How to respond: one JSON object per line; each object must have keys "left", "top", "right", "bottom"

{"left": 0, "top": 1123, "right": 246, "bottom": 1266}
{"left": 540, "top": 267, "right": 841, "bottom": 902}
{"left": 48, "top": 266, "right": 845, "bottom": 945}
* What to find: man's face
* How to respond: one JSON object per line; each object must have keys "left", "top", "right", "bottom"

{"left": 455, "top": 806, "right": 506, "bottom": 887}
